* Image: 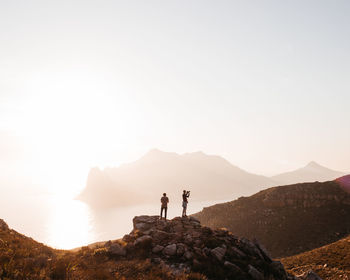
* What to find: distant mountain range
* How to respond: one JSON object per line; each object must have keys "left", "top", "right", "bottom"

{"left": 77, "top": 149, "right": 348, "bottom": 208}
{"left": 271, "top": 161, "right": 346, "bottom": 185}
{"left": 77, "top": 149, "right": 274, "bottom": 207}
{"left": 193, "top": 176, "right": 350, "bottom": 258}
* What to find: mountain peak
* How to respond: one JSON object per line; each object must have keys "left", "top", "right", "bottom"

{"left": 305, "top": 161, "right": 323, "bottom": 169}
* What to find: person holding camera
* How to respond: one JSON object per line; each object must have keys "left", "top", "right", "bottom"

{"left": 182, "top": 190, "right": 190, "bottom": 217}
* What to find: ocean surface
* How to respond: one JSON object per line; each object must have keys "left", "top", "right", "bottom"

{"left": 0, "top": 192, "right": 230, "bottom": 249}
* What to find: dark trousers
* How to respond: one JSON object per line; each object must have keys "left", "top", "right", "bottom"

{"left": 160, "top": 206, "right": 167, "bottom": 219}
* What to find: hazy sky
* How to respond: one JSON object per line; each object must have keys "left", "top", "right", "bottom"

{"left": 1, "top": 0, "right": 349, "bottom": 194}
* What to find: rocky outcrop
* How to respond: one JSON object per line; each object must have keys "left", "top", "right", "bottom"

{"left": 102, "top": 215, "right": 298, "bottom": 280}
{"left": 0, "top": 219, "right": 9, "bottom": 231}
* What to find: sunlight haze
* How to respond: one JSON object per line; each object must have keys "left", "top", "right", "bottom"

{"left": 1, "top": 0, "right": 350, "bottom": 197}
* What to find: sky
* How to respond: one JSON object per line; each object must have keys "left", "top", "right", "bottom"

{"left": 1, "top": 0, "right": 349, "bottom": 195}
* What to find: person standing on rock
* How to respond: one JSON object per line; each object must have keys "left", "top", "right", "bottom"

{"left": 160, "top": 193, "right": 169, "bottom": 220}
{"left": 182, "top": 190, "right": 190, "bottom": 217}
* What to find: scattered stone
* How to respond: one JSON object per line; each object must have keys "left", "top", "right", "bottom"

{"left": 163, "top": 244, "right": 177, "bottom": 256}
{"left": 134, "top": 235, "right": 152, "bottom": 248}
{"left": 107, "top": 243, "right": 126, "bottom": 257}
{"left": 176, "top": 243, "right": 185, "bottom": 256}
{"left": 122, "top": 216, "right": 293, "bottom": 279}
{"left": 299, "top": 270, "right": 323, "bottom": 280}
{"left": 230, "top": 246, "right": 246, "bottom": 259}
{"left": 224, "top": 261, "right": 242, "bottom": 273}
{"left": 248, "top": 264, "right": 264, "bottom": 280}
{"left": 211, "top": 246, "right": 226, "bottom": 262}
{"left": 184, "top": 251, "right": 193, "bottom": 260}
{"left": 270, "top": 261, "right": 287, "bottom": 279}
{"left": 189, "top": 216, "right": 200, "bottom": 224}
{"left": 0, "top": 219, "right": 8, "bottom": 231}
{"left": 152, "top": 245, "right": 164, "bottom": 254}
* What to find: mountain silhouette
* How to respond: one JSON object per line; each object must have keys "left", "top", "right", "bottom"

{"left": 271, "top": 161, "right": 346, "bottom": 185}
{"left": 193, "top": 178, "right": 350, "bottom": 258}
{"left": 78, "top": 149, "right": 275, "bottom": 207}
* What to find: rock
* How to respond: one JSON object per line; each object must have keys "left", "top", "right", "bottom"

{"left": 248, "top": 264, "right": 264, "bottom": 280}
{"left": 239, "top": 238, "right": 264, "bottom": 259}
{"left": 202, "top": 247, "right": 211, "bottom": 257}
{"left": 107, "top": 243, "right": 126, "bottom": 257}
{"left": 133, "top": 216, "right": 159, "bottom": 232}
{"left": 299, "top": 270, "right": 323, "bottom": 280}
{"left": 0, "top": 219, "right": 8, "bottom": 231}
{"left": 134, "top": 235, "right": 152, "bottom": 248}
{"left": 176, "top": 243, "right": 185, "bottom": 256}
{"left": 230, "top": 246, "right": 246, "bottom": 259}
{"left": 152, "top": 245, "right": 164, "bottom": 254}
{"left": 211, "top": 246, "right": 226, "bottom": 262}
{"left": 184, "top": 234, "right": 193, "bottom": 245}
{"left": 163, "top": 244, "right": 177, "bottom": 256}
{"left": 270, "top": 261, "right": 287, "bottom": 279}
{"left": 127, "top": 216, "right": 291, "bottom": 280}
{"left": 184, "top": 251, "right": 193, "bottom": 260}
{"left": 224, "top": 261, "right": 242, "bottom": 273}
{"left": 254, "top": 239, "right": 272, "bottom": 263}
{"left": 192, "top": 259, "right": 202, "bottom": 269}
{"left": 122, "top": 234, "right": 134, "bottom": 243}
{"left": 152, "top": 230, "right": 171, "bottom": 243}
{"left": 189, "top": 216, "right": 200, "bottom": 224}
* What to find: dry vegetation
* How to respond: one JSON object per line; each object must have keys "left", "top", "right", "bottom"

{"left": 281, "top": 235, "right": 350, "bottom": 280}
{"left": 0, "top": 219, "right": 205, "bottom": 280}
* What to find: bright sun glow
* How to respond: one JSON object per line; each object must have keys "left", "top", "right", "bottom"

{"left": 12, "top": 70, "right": 141, "bottom": 196}
{"left": 46, "top": 195, "right": 93, "bottom": 249}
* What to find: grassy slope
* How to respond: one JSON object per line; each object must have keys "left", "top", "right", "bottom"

{"left": 193, "top": 181, "right": 350, "bottom": 258}
{"left": 0, "top": 219, "right": 204, "bottom": 280}
{"left": 281, "top": 235, "right": 350, "bottom": 280}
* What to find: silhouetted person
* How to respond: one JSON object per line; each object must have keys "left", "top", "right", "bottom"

{"left": 160, "top": 193, "right": 169, "bottom": 220}
{"left": 182, "top": 190, "right": 190, "bottom": 217}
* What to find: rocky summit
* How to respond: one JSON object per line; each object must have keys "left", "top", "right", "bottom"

{"left": 118, "top": 215, "right": 297, "bottom": 280}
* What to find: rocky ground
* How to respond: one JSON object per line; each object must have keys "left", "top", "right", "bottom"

{"left": 0, "top": 216, "right": 323, "bottom": 279}
{"left": 281, "top": 235, "right": 350, "bottom": 280}
{"left": 116, "top": 215, "right": 297, "bottom": 280}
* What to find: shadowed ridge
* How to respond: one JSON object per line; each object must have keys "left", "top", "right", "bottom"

{"left": 336, "top": 174, "right": 350, "bottom": 194}
{"left": 193, "top": 179, "right": 350, "bottom": 258}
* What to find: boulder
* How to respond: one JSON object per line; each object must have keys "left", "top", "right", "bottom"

{"left": 211, "top": 246, "right": 226, "bottom": 262}
{"left": 133, "top": 216, "right": 158, "bottom": 232}
{"left": 134, "top": 235, "right": 152, "bottom": 248}
{"left": 176, "top": 243, "right": 185, "bottom": 256}
{"left": 152, "top": 245, "right": 164, "bottom": 254}
{"left": 0, "top": 219, "right": 8, "bottom": 231}
{"left": 107, "top": 243, "right": 126, "bottom": 257}
{"left": 270, "top": 261, "right": 287, "bottom": 279}
{"left": 224, "top": 261, "right": 242, "bottom": 273}
{"left": 248, "top": 265, "right": 264, "bottom": 280}
{"left": 184, "top": 250, "right": 193, "bottom": 260}
{"left": 230, "top": 246, "right": 246, "bottom": 259}
{"left": 163, "top": 244, "right": 177, "bottom": 256}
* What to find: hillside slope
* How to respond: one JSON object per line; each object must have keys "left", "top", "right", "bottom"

{"left": 0, "top": 216, "right": 297, "bottom": 280}
{"left": 78, "top": 149, "right": 275, "bottom": 207}
{"left": 281, "top": 235, "right": 350, "bottom": 280}
{"left": 193, "top": 179, "right": 350, "bottom": 258}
